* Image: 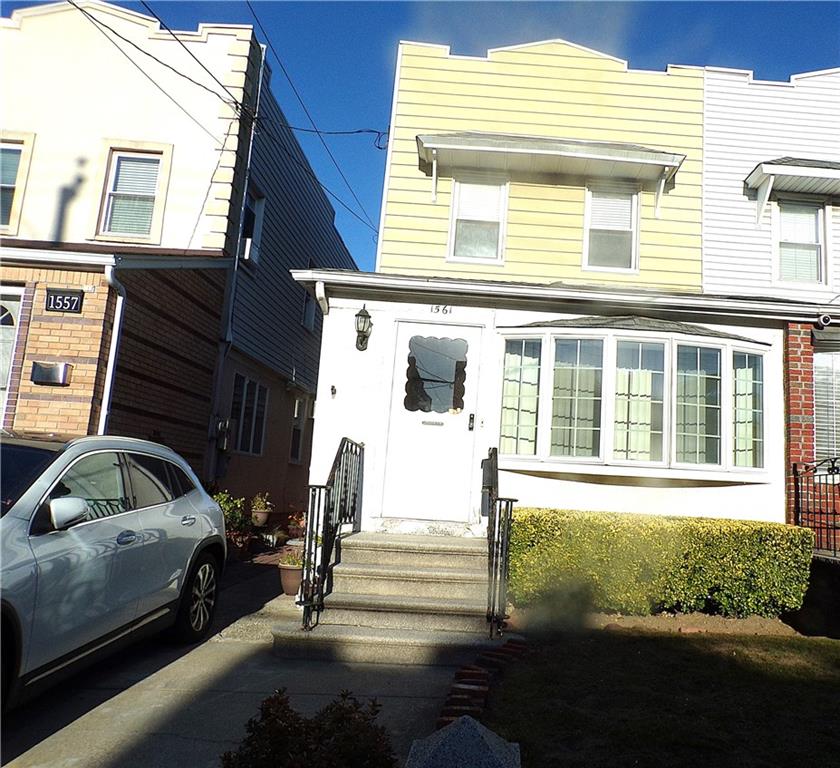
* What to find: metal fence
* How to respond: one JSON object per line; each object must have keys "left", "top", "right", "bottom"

{"left": 793, "top": 457, "right": 840, "bottom": 559}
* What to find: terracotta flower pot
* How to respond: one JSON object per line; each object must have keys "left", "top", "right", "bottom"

{"left": 279, "top": 564, "right": 303, "bottom": 596}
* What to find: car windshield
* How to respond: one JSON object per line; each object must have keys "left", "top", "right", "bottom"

{"left": 1, "top": 444, "right": 60, "bottom": 517}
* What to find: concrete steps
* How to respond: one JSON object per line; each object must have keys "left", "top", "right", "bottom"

{"left": 272, "top": 532, "right": 502, "bottom": 664}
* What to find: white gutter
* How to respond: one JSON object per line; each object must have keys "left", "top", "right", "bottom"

{"left": 291, "top": 269, "right": 831, "bottom": 323}
{"left": 98, "top": 265, "right": 126, "bottom": 435}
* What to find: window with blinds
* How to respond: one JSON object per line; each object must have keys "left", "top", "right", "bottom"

{"left": 778, "top": 202, "right": 822, "bottom": 283}
{"left": 0, "top": 144, "right": 22, "bottom": 227}
{"left": 451, "top": 181, "right": 506, "bottom": 261}
{"left": 815, "top": 352, "right": 840, "bottom": 459}
{"left": 586, "top": 187, "right": 637, "bottom": 269}
{"left": 102, "top": 152, "right": 161, "bottom": 236}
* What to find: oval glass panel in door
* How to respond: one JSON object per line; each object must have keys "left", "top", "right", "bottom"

{"left": 404, "top": 336, "right": 468, "bottom": 414}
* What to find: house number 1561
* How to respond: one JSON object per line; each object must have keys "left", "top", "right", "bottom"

{"left": 430, "top": 305, "right": 451, "bottom": 314}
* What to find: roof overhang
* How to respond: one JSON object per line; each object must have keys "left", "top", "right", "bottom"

{"left": 292, "top": 268, "right": 830, "bottom": 324}
{"left": 745, "top": 160, "right": 840, "bottom": 223}
{"left": 416, "top": 132, "right": 685, "bottom": 216}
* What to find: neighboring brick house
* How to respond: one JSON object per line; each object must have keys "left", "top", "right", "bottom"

{"left": 295, "top": 40, "right": 836, "bottom": 535}
{"left": 0, "top": 1, "right": 354, "bottom": 513}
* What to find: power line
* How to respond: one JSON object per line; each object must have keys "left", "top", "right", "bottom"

{"left": 67, "top": 0, "right": 222, "bottom": 146}
{"left": 139, "top": 0, "right": 251, "bottom": 120}
{"left": 245, "top": 0, "right": 378, "bottom": 230}
{"left": 66, "top": 0, "right": 238, "bottom": 113}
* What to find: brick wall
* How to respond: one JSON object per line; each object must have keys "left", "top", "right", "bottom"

{"left": 108, "top": 268, "right": 226, "bottom": 477}
{"left": 2, "top": 266, "right": 112, "bottom": 436}
{"left": 784, "top": 321, "right": 816, "bottom": 523}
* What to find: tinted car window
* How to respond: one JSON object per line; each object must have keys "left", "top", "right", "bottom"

{"left": 48, "top": 452, "right": 127, "bottom": 521}
{"left": 1, "top": 444, "right": 59, "bottom": 516}
{"left": 167, "top": 462, "right": 196, "bottom": 498}
{"left": 126, "top": 453, "right": 175, "bottom": 509}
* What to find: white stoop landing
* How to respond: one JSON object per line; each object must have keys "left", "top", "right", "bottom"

{"left": 271, "top": 533, "right": 514, "bottom": 665}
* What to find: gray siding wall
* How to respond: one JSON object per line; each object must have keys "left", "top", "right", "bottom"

{"left": 231, "top": 87, "right": 356, "bottom": 392}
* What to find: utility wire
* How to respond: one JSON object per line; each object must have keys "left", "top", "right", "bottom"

{"left": 66, "top": 0, "right": 238, "bottom": 113}
{"left": 257, "top": 119, "right": 378, "bottom": 233}
{"left": 68, "top": 0, "right": 222, "bottom": 145}
{"left": 245, "top": 0, "right": 378, "bottom": 230}
{"left": 139, "top": 0, "right": 251, "bottom": 120}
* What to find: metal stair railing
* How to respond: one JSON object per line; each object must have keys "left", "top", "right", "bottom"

{"left": 793, "top": 457, "right": 840, "bottom": 559}
{"left": 482, "top": 447, "right": 517, "bottom": 637}
{"left": 299, "top": 438, "right": 364, "bottom": 630}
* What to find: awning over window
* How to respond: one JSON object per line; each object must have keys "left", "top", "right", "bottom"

{"left": 745, "top": 157, "right": 840, "bottom": 222}
{"left": 417, "top": 132, "right": 685, "bottom": 182}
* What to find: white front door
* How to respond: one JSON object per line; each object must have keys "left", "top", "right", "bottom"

{"left": 382, "top": 322, "right": 483, "bottom": 523}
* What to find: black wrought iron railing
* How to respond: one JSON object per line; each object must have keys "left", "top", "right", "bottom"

{"left": 793, "top": 457, "right": 840, "bottom": 559}
{"left": 482, "top": 447, "right": 517, "bottom": 638}
{"left": 299, "top": 438, "right": 364, "bottom": 630}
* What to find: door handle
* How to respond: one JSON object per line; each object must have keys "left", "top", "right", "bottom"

{"left": 468, "top": 413, "right": 475, "bottom": 431}
{"left": 181, "top": 515, "right": 197, "bottom": 526}
{"left": 116, "top": 530, "right": 137, "bottom": 546}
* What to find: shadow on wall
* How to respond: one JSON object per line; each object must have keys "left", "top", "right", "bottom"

{"left": 783, "top": 558, "right": 840, "bottom": 638}
{"left": 51, "top": 157, "right": 88, "bottom": 244}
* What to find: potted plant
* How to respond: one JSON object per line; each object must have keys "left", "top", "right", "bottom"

{"left": 214, "top": 491, "right": 250, "bottom": 559}
{"left": 286, "top": 505, "right": 306, "bottom": 541}
{"left": 278, "top": 548, "right": 304, "bottom": 596}
{"left": 250, "top": 492, "right": 273, "bottom": 528}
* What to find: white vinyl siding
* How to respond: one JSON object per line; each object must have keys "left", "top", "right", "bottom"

{"left": 584, "top": 186, "right": 637, "bottom": 270}
{"left": 702, "top": 68, "right": 840, "bottom": 301}
{"left": 778, "top": 203, "right": 822, "bottom": 283}
{"left": 449, "top": 181, "right": 506, "bottom": 262}
{"left": 102, "top": 152, "right": 161, "bottom": 236}
{"left": 815, "top": 352, "right": 840, "bottom": 459}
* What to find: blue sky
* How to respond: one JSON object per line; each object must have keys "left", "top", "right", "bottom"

{"left": 5, "top": 1, "right": 839, "bottom": 271}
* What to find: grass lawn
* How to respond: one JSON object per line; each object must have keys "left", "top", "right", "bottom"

{"left": 482, "top": 628, "right": 840, "bottom": 767}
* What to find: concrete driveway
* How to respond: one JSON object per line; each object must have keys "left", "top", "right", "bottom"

{"left": 1, "top": 557, "right": 458, "bottom": 767}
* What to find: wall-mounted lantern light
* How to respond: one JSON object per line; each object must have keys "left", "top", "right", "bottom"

{"left": 355, "top": 305, "right": 372, "bottom": 351}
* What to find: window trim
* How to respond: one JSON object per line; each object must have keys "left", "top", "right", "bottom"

{"left": 446, "top": 177, "right": 509, "bottom": 265}
{"left": 238, "top": 185, "right": 266, "bottom": 266}
{"left": 582, "top": 182, "right": 640, "bottom": 274}
{"left": 498, "top": 328, "right": 768, "bottom": 476}
{"left": 771, "top": 198, "right": 828, "bottom": 287}
{"left": 0, "top": 131, "right": 35, "bottom": 237}
{"left": 92, "top": 140, "right": 172, "bottom": 245}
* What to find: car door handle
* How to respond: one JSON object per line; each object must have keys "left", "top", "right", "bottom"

{"left": 181, "top": 515, "right": 197, "bottom": 526}
{"left": 116, "top": 530, "right": 137, "bottom": 546}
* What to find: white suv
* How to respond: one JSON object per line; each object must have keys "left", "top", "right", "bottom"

{"left": 1, "top": 434, "right": 226, "bottom": 709}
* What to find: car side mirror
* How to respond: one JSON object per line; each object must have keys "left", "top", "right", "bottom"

{"left": 50, "top": 497, "right": 89, "bottom": 530}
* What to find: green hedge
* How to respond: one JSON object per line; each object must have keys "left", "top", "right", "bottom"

{"left": 509, "top": 509, "right": 814, "bottom": 618}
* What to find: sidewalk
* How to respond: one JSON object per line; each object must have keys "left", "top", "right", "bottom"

{"left": 2, "top": 555, "right": 459, "bottom": 767}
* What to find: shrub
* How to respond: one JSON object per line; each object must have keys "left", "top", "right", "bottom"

{"left": 214, "top": 491, "right": 249, "bottom": 539}
{"left": 509, "top": 508, "right": 813, "bottom": 618}
{"left": 221, "top": 689, "right": 397, "bottom": 768}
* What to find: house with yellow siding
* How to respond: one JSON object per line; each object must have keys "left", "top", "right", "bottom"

{"left": 295, "top": 39, "right": 832, "bottom": 537}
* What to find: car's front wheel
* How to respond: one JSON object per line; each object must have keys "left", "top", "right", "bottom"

{"left": 174, "top": 552, "right": 219, "bottom": 643}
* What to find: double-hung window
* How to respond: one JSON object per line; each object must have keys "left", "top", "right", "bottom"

{"left": 778, "top": 202, "right": 822, "bottom": 283}
{"left": 449, "top": 180, "right": 507, "bottom": 262}
{"left": 230, "top": 373, "right": 268, "bottom": 455}
{"left": 585, "top": 185, "right": 638, "bottom": 270}
{"left": 101, "top": 151, "right": 161, "bottom": 236}
{"left": 500, "top": 332, "right": 765, "bottom": 472}
{"left": 239, "top": 187, "right": 265, "bottom": 264}
{"left": 0, "top": 143, "right": 22, "bottom": 228}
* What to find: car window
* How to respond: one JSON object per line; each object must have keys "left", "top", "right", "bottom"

{"left": 126, "top": 453, "right": 175, "bottom": 509}
{"left": 47, "top": 452, "right": 128, "bottom": 521}
{"left": 167, "top": 462, "right": 196, "bottom": 498}
{"left": 1, "top": 443, "right": 60, "bottom": 517}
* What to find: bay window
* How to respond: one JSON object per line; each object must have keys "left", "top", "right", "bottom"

{"left": 500, "top": 331, "right": 766, "bottom": 472}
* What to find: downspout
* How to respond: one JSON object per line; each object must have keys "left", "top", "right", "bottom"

{"left": 97, "top": 264, "right": 126, "bottom": 435}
